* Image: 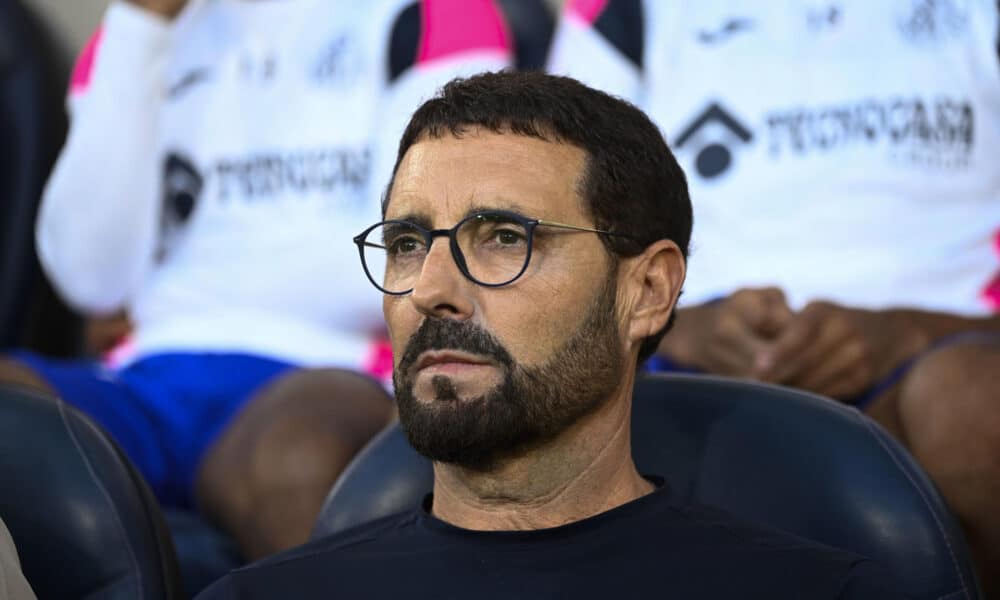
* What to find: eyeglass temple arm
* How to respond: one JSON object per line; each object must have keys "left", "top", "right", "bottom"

{"left": 535, "top": 219, "right": 634, "bottom": 240}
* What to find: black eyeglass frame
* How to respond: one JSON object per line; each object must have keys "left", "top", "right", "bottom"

{"left": 353, "top": 210, "right": 638, "bottom": 295}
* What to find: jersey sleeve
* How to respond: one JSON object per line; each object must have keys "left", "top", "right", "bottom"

{"left": 35, "top": 1, "right": 171, "bottom": 314}
{"left": 370, "top": 0, "right": 514, "bottom": 205}
{"left": 546, "top": 0, "right": 645, "bottom": 105}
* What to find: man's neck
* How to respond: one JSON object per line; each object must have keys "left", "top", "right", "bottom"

{"left": 429, "top": 385, "right": 654, "bottom": 531}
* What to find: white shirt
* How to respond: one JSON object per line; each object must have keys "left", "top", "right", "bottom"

{"left": 550, "top": 0, "right": 1000, "bottom": 315}
{"left": 37, "top": 0, "right": 512, "bottom": 366}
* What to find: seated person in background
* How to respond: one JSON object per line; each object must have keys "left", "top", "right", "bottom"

{"left": 548, "top": 1, "right": 1000, "bottom": 593}
{"left": 0, "top": 0, "right": 512, "bottom": 559}
{"left": 197, "top": 71, "right": 903, "bottom": 599}
{"left": 0, "top": 517, "right": 36, "bottom": 600}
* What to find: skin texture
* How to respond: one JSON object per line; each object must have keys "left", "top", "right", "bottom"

{"left": 195, "top": 368, "right": 395, "bottom": 559}
{"left": 382, "top": 129, "right": 686, "bottom": 531}
{"left": 84, "top": 311, "right": 132, "bottom": 356}
{"left": 126, "top": 0, "right": 188, "bottom": 19}
{"left": 659, "top": 289, "right": 1000, "bottom": 596}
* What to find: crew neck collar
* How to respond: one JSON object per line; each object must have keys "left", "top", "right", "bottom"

{"left": 418, "top": 476, "right": 669, "bottom": 542}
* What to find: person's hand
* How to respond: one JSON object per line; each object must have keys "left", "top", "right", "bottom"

{"left": 754, "top": 301, "right": 926, "bottom": 401}
{"left": 660, "top": 287, "right": 793, "bottom": 377}
{"left": 85, "top": 311, "right": 133, "bottom": 356}
{"left": 126, "top": 0, "right": 189, "bottom": 19}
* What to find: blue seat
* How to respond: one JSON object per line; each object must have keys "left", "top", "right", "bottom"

{"left": 313, "top": 372, "right": 982, "bottom": 599}
{"left": 0, "top": 384, "right": 185, "bottom": 599}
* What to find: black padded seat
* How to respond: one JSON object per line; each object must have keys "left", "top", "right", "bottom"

{"left": 0, "top": 384, "right": 185, "bottom": 599}
{"left": 313, "top": 373, "right": 982, "bottom": 600}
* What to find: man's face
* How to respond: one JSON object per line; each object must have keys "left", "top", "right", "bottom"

{"left": 383, "top": 130, "right": 628, "bottom": 470}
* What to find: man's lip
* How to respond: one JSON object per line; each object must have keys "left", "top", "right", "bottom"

{"left": 414, "top": 351, "right": 494, "bottom": 372}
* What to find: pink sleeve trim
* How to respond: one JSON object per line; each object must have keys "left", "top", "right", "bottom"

{"left": 417, "top": 0, "right": 512, "bottom": 65}
{"left": 362, "top": 338, "right": 395, "bottom": 386}
{"left": 70, "top": 27, "right": 104, "bottom": 97}
{"left": 101, "top": 334, "right": 136, "bottom": 369}
{"left": 982, "top": 228, "right": 1000, "bottom": 312}
{"left": 566, "top": 0, "right": 610, "bottom": 25}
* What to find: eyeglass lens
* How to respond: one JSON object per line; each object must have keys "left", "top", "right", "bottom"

{"left": 361, "top": 213, "right": 531, "bottom": 293}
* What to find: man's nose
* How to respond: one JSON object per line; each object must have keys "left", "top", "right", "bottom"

{"left": 409, "top": 238, "right": 474, "bottom": 320}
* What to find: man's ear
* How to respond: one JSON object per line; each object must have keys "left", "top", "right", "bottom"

{"left": 621, "top": 239, "right": 685, "bottom": 345}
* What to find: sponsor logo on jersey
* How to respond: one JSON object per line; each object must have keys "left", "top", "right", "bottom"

{"left": 312, "top": 33, "right": 364, "bottom": 87}
{"left": 897, "top": 0, "right": 968, "bottom": 44}
{"left": 696, "top": 17, "right": 755, "bottom": 45}
{"left": 674, "top": 96, "right": 975, "bottom": 180}
{"left": 167, "top": 68, "right": 214, "bottom": 100}
{"left": 239, "top": 51, "right": 279, "bottom": 83}
{"left": 214, "top": 147, "right": 371, "bottom": 202}
{"left": 806, "top": 4, "right": 841, "bottom": 31}
{"left": 673, "top": 103, "right": 753, "bottom": 179}
{"left": 766, "top": 96, "right": 974, "bottom": 168}
{"left": 159, "top": 153, "right": 203, "bottom": 261}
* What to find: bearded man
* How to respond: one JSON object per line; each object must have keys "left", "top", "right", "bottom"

{"left": 197, "top": 71, "right": 903, "bottom": 599}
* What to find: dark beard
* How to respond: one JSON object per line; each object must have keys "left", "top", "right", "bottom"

{"left": 393, "top": 277, "right": 625, "bottom": 471}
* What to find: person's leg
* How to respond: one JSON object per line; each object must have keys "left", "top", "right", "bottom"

{"left": 866, "top": 337, "right": 1000, "bottom": 598}
{"left": 195, "top": 368, "right": 395, "bottom": 560}
{"left": 1, "top": 353, "right": 173, "bottom": 499}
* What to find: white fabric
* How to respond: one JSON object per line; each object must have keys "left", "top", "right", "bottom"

{"left": 38, "top": 0, "right": 511, "bottom": 367}
{"left": 0, "top": 518, "right": 35, "bottom": 600}
{"left": 549, "top": 0, "right": 1000, "bottom": 315}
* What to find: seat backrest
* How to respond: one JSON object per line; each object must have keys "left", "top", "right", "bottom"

{"left": 313, "top": 373, "right": 981, "bottom": 600}
{"left": 0, "top": 384, "right": 185, "bottom": 600}
{"left": 0, "top": 0, "right": 81, "bottom": 354}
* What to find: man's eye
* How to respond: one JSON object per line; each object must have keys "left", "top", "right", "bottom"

{"left": 494, "top": 229, "right": 526, "bottom": 245}
{"left": 388, "top": 236, "right": 424, "bottom": 255}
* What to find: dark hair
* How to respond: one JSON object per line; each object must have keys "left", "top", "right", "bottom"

{"left": 386, "top": 70, "right": 692, "bottom": 364}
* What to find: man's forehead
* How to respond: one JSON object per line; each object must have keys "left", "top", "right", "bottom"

{"left": 384, "top": 131, "right": 586, "bottom": 223}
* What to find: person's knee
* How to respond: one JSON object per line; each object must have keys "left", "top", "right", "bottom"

{"left": 896, "top": 338, "right": 1000, "bottom": 491}
{"left": 196, "top": 368, "right": 394, "bottom": 532}
{"left": 0, "top": 358, "right": 54, "bottom": 393}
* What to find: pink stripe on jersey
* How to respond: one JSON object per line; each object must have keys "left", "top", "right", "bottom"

{"left": 417, "top": 0, "right": 511, "bottom": 65}
{"left": 102, "top": 333, "right": 136, "bottom": 369}
{"left": 982, "top": 228, "right": 1000, "bottom": 311}
{"left": 566, "top": 0, "right": 610, "bottom": 24}
{"left": 70, "top": 27, "right": 104, "bottom": 97}
{"left": 363, "top": 339, "right": 395, "bottom": 385}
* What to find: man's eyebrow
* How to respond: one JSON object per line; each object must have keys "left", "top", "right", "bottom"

{"left": 388, "top": 201, "right": 536, "bottom": 229}
{"left": 387, "top": 212, "right": 433, "bottom": 230}
{"left": 463, "top": 201, "right": 533, "bottom": 220}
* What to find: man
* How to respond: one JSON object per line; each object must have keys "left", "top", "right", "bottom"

{"left": 548, "top": 1, "right": 1000, "bottom": 593}
{"left": 196, "top": 71, "right": 902, "bottom": 599}
{"left": 0, "top": 0, "right": 512, "bottom": 559}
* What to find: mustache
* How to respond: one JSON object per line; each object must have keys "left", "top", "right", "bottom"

{"left": 397, "top": 318, "right": 514, "bottom": 377}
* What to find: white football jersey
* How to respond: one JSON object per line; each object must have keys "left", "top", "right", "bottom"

{"left": 38, "top": 0, "right": 513, "bottom": 367}
{"left": 550, "top": 0, "right": 1000, "bottom": 315}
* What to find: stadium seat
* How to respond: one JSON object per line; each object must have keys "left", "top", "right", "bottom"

{"left": 0, "top": 384, "right": 185, "bottom": 600}
{"left": 312, "top": 372, "right": 983, "bottom": 600}
{"left": 0, "top": 0, "right": 81, "bottom": 355}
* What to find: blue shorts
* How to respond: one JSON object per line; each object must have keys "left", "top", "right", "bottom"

{"left": 9, "top": 351, "right": 295, "bottom": 508}
{"left": 645, "top": 332, "right": 998, "bottom": 410}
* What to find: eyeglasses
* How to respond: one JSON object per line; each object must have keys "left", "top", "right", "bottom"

{"left": 353, "top": 210, "right": 636, "bottom": 295}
